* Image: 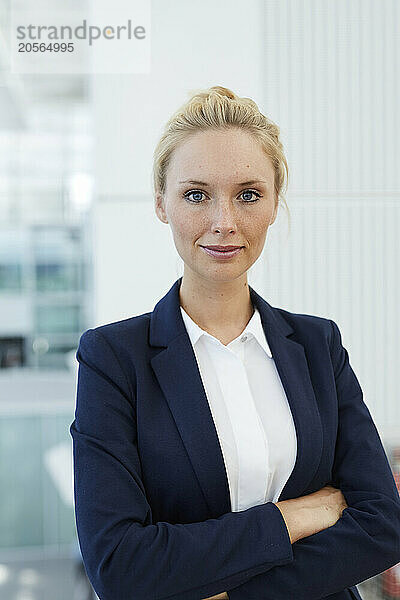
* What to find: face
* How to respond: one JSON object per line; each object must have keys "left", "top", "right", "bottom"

{"left": 155, "top": 127, "right": 278, "bottom": 284}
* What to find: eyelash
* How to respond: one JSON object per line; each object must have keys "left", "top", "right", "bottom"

{"left": 183, "top": 189, "right": 262, "bottom": 204}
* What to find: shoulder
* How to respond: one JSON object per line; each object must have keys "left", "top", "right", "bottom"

{"left": 272, "top": 305, "right": 335, "bottom": 345}
{"left": 76, "top": 312, "right": 153, "bottom": 400}
{"left": 81, "top": 311, "right": 151, "bottom": 341}
{"left": 270, "top": 306, "right": 345, "bottom": 377}
{"left": 77, "top": 311, "right": 153, "bottom": 365}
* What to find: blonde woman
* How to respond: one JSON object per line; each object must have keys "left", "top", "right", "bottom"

{"left": 70, "top": 86, "right": 400, "bottom": 600}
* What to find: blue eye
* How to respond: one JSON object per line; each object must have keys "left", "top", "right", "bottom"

{"left": 240, "top": 190, "right": 262, "bottom": 202}
{"left": 184, "top": 190, "right": 205, "bottom": 203}
{"left": 183, "top": 189, "right": 262, "bottom": 203}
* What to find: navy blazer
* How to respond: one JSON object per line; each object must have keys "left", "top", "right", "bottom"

{"left": 70, "top": 276, "right": 400, "bottom": 600}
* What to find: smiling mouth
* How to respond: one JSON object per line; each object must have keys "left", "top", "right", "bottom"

{"left": 200, "top": 246, "right": 244, "bottom": 259}
{"left": 200, "top": 246, "right": 244, "bottom": 251}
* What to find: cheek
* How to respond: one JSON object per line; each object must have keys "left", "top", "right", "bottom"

{"left": 169, "top": 209, "right": 200, "bottom": 244}
{"left": 242, "top": 214, "right": 271, "bottom": 249}
{"left": 245, "top": 214, "right": 270, "bottom": 237}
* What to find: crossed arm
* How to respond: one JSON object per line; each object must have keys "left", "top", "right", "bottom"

{"left": 218, "top": 320, "right": 400, "bottom": 599}
{"left": 206, "top": 319, "right": 400, "bottom": 599}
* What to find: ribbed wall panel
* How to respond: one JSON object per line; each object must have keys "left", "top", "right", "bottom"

{"left": 254, "top": 0, "right": 399, "bottom": 439}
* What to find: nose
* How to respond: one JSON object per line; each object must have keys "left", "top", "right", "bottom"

{"left": 210, "top": 201, "right": 238, "bottom": 235}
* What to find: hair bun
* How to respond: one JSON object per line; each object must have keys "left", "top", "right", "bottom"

{"left": 186, "top": 85, "right": 237, "bottom": 102}
{"left": 208, "top": 86, "right": 236, "bottom": 99}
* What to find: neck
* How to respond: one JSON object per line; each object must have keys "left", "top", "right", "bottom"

{"left": 178, "top": 269, "right": 254, "bottom": 333}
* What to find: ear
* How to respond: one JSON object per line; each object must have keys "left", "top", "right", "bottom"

{"left": 269, "top": 200, "right": 278, "bottom": 226}
{"left": 154, "top": 192, "right": 169, "bottom": 224}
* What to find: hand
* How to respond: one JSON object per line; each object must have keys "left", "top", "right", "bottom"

{"left": 275, "top": 484, "right": 348, "bottom": 544}
{"left": 202, "top": 593, "right": 229, "bottom": 599}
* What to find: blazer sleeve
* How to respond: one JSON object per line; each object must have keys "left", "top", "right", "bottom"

{"left": 227, "top": 318, "right": 400, "bottom": 600}
{"left": 70, "top": 327, "right": 294, "bottom": 600}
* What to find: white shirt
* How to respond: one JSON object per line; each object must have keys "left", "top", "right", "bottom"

{"left": 180, "top": 304, "right": 297, "bottom": 512}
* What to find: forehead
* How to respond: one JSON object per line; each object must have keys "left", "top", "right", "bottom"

{"left": 167, "top": 128, "right": 274, "bottom": 183}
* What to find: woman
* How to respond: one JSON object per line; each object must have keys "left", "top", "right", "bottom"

{"left": 70, "top": 86, "right": 400, "bottom": 600}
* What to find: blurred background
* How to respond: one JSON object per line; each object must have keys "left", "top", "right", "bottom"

{"left": 0, "top": 0, "right": 399, "bottom": 599}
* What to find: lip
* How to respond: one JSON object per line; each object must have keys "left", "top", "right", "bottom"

{"left": 202, "top": 245, "right": 244, "bottom": 251}
{"left": 200, "top": 245, "right": 244, "bottom": 259}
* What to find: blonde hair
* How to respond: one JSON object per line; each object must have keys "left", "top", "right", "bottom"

{"left": 152, "top": 85, "right": 290, "bottom": 228}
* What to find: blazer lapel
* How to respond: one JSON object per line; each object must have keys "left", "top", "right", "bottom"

{"left": 248, "top": 286, "right": 324, "bottom": 502}
{"left": 149, "top": 277, "right": 323, "bottom": 516}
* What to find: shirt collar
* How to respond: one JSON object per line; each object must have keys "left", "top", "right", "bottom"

{"left": 180, "top": 304, "right": 272, "bottom": 358}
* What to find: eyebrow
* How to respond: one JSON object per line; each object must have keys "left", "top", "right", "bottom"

{"left": 178, "top": 179, "right": 269, "bottom": 186}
